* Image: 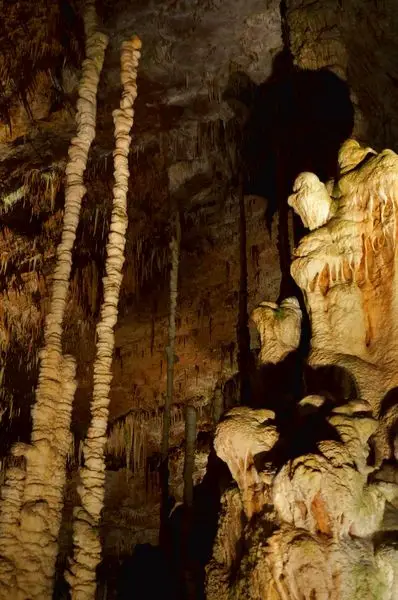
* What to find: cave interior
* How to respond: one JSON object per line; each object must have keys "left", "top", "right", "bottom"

{"left": 0, "top": 0, "right": 398, "bottom": 598}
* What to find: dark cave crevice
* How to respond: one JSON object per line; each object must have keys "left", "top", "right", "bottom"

{"left": 224, "top": 51, "right": 354, "bottom": 303}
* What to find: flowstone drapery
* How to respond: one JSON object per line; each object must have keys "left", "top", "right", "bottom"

{"left": 290, "top": 140, "right": 398, "bottom": 460}
{"left": 206, "top": 140, "right": 398, "bottom": 600}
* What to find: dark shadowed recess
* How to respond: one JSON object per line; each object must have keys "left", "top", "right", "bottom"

{"left": 220, "top": 52, "right": 355, "bottom": 415}
{"left": 224, "top": 50, "right": 354, "bottom": 299}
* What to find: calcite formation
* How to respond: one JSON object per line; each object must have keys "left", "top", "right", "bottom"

{"left": 208, "top": 395, "right": 398, "bottom": 599}
{"left": 0, "top": 3, "right": 108, "bottom": 597}
{"left": 214, "top": 407, "right": 278, "bottom": 519}
{"left": 290, "top": 139, "right": 398, "bottom": 456}
{"left": 251, "top": 297, "right": 302, "bottom": 364}
{"left": 288, "top": 172, "right": 337, "bottom": 231}
{"left": 67, "top": 35, "right": 142, "bottom": 600}
{"left": 206, "top": 140, "right": 398, "bottom": 600}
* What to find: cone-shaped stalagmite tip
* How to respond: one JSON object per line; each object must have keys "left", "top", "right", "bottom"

{"left": 131, "top": 35, "right": 142, "bottom": 50}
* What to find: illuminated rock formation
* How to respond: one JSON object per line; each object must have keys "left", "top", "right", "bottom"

{"left": 207, "top": 394, "right": 398, "bottom": 599}
{"left": 67, "top": 35, "right": 142, "bottom": 600}
{"left": 214, "top": 407, "right": 278, "bottom": 519}
{"left": 288, "top": 172, "right": 337, "bottom": 231}
{"left": 251, "top": 297, "right": 302, "bottom": 364}
{"left": 290, "top": 140, "right": 398, "bottom": 457}
{"left": 206, "top": 140, "right": 398, "bottom": 600}
{"left": 0, "top": 3, "right": 107, "bottom": 597}
{"left": 273, "top": 400, "right": 395, "bottom": 538}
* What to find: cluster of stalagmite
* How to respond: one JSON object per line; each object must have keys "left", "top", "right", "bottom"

{"left": 66, "top": 35, "right": 142, "bottom": 599}
{"left": 290, "top": 140, "right": 398, "bottom": 438}
{"left": 0, "top": 3, "right": 107, "bottom": 597}
{"left": 208, "top": 396, "right": 398, "bottom": 599}
{"left": 206, "top": 140, "right": 398, "bottom": 600}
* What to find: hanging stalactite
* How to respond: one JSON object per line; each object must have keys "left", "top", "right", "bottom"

{"left": 66, "top": 34, "right": 142, "bottom": 600}
{"left": 0, "top": 2, "right": 108, "bottom": 597}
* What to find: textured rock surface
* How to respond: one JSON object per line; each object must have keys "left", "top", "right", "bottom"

{"left": 214, "top": 407, "right": 278, "bottom": 518}
{"left": 291, "top": 140, "right": 398, "bottom": 461}
{"left": 207, "top": 140, "right": 398, "bottom": 600}
{"left": 251, "top": 297, "right": 302, "bottom": 364}
{"left": 208, "top": 394, "right": 398, "bottom": 599}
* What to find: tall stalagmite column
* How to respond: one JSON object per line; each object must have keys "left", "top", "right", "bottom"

{"left": 183, "top": 405, "right": 197, "bottom": 509}
{"left": 0, "top": 3, "right": 107, "bottom": 598}
{"left": 66, "top": 36, "right": 142, "bottom": 600}
{"left": 160, "top": 211, "right": 181, "bottom": 547}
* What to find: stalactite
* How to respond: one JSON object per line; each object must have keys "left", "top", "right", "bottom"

{"left": 103, "top": 398, "right": 210, "bottom": 473}
{"left": 0, "top": 2, "right": 107, "bottom": 597}
{"left": 160, "top": 210, "right": 181, "bottom": 547}
{"left": 66, "top": 35, "right": 141, "bottom": 600}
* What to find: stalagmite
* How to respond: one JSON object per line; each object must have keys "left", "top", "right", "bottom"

{"left": 206, "top": 140, "right": 398, "bottom": 600}
{"left": 67, "top": 35, "right": 142, "bottom": 599}
{"left": 160, "top": 210, "right": 181, "bottom": 546}
{"left": 287, "top": 172, "right": 337, "bottom": 231}
{"left": 251, "top": 297, "right": 302, "bottom": 364}
{"left": 212, "top": 384, "right": 224, "bottom": 426}
{"left": 183, "top": 405, "right": 197, "bottom": 509}
{"left": 0, "top": 2, "right": 107, "bottom": 597}
{"left": 0, "top": 460, "right": 25, "bottom": 593}
{"left": 214, "top": 407, "right": 279, "bottom": 519}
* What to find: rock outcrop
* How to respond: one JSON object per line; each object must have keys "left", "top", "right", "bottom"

{"left": 207, "top": 394, "right": 398, "bottom": 599}
{"left": 251, "top": 297, "right": 302, "bottom": 364}
{"left": 206, "top": 140, "right": 398, "bottom": 600}
{"left": 290, "top": 140, "right": 398, "bottom": 458}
